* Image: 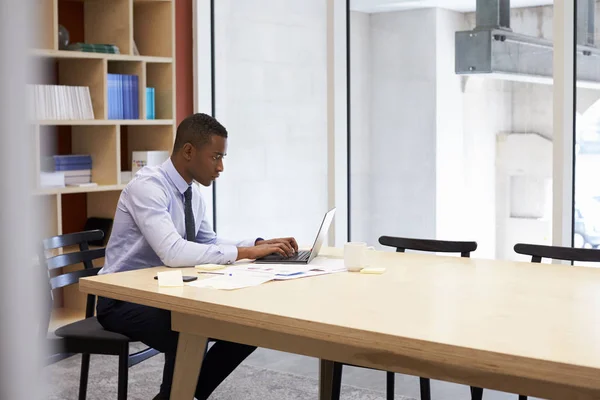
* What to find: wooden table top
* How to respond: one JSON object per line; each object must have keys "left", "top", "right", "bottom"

{"left": 80, "top": 247, "right": 600, "bottom": 394}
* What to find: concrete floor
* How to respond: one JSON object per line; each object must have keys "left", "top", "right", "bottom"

{"left": 244, "top": 348, "right": 543, "bottom": 400}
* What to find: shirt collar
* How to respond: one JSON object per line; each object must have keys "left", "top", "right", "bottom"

{"left": 163, "top": 158, "right": 190, "bottom": 195}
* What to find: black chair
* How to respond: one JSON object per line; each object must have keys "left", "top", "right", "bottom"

{"left": 502, "top": 243, "right": 600, "bottom": 400}
{"left": 330, "top": 236, "right": 480, "bottom": 400}
{"left": 43, "top": 230, "right": 159, "bottom": 400}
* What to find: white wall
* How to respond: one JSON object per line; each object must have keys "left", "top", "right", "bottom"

{"left": 213, "top": 0, "right": 328, "bottom": 247}
{"left": 435, "top": 8, "right": 469, "bottom": 242}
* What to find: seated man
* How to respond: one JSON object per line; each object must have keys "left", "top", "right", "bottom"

{"left": 96, "top": 113, "right": 298, "bottom": 400}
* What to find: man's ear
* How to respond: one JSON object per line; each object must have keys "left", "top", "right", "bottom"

{"left": 181, "top": 142, "right": 194, "bottom": 161}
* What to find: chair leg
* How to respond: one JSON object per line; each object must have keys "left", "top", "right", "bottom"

{"left": 471, "top": 386, "right": 483, "bottom": 400}
{"left": 419, "top": 377, "right": 431, "bottom": 400}
{"left": 78, "top": 353, "right": 90, "bottom": 400}
{"left": 386, "top": 372, "right": 395, "bottom": 400}
{"left": 117, "top": 349, "right": 128, "bottom": 400}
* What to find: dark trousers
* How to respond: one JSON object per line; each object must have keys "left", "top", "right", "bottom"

{"left": 96, "top": 296, "right": 256, "bottom": 399}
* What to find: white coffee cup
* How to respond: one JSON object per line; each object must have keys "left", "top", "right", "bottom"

{"left": 344, "top": 242, "right": 375, "bottom": 272}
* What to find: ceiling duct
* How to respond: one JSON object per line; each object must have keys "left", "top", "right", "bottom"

{"left": 455, "top": 0, "right": 600, "bottom": 88}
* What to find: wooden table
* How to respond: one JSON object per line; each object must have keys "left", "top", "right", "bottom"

{"left": 79, "top": 247, "right": 600, "bottom": 400}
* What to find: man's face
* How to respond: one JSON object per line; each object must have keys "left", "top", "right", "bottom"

{"left": 188, "top": 135, "right": 226, "bottom": 186}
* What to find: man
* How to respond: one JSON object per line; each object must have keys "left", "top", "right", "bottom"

{"left": 96, "top": 113, "right": 298, "bottom": 400}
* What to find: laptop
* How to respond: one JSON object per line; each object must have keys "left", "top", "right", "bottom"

{"left": 254, "top": 208, "right": 336, "bottom": 264}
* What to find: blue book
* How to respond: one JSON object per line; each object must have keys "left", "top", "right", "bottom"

{"left": 152, "top": 88, "right": 156, "bottom": 119}
{"left": 107, "top": 74, "right": 117, "bottom": 119}
{"left": 124, "top": 75, "right": 131, "bottom": 119}
{"left": 132, "top": 75, "right": 139, "bottom": 119}
{"left": 55, "top": 163, "right": 92, "bottom": 171}
{"left": 54, "top": 154, "right": 92, "bottom": 165}
{"left": 146, "top": 87, "right": 155, "bottom": 119}
{"left": 117, "top": 75, "right": 124, "bottom": 119}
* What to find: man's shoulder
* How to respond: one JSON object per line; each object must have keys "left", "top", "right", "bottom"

{"left": 124, "top": 166, "right": 171, "bottom": 199}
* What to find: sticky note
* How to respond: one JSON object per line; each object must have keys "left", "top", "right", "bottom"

{"left": 195, "top": 264, "right": 226, "bottom": 271}
{"left": 157, "top": 270, "right": 184, "bottom": 287}
{"left": 360, "top": 267, "right": 386, "bottom": 274}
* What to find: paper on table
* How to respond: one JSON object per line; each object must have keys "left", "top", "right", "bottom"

{"left": 195, "top": 257, "right": 347, "bottom": 281}
{"left": 195, "top": 264, "right": 227, "bottom": 271}
{"left": 188, "top": 272, "right": 275, "bottom": 290}
{"left": 307, "top": 257, "right": 346, "bottom": 272}
{"left": 157, "top": 270, "right": 184, "bottom": 287}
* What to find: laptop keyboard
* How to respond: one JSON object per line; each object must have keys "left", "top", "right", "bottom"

{"left": 262, "top": 250, "right": 311, "bottom": 262}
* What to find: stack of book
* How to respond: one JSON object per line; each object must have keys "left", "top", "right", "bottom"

{"left": 27, "top": 84, "right": 94, "bottom": 120}
{"left": 41, "top": 154, "right": 94, "bottom": 187}
{"left": 66, "top": 43, "right": 120, "bottom": 54}
{"left": 108, "top": 74, "right": 139, "bottom": 120}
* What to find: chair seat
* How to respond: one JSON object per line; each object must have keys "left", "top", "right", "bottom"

{"left": 55, "top": 317, "right": 131, "bottom": 342}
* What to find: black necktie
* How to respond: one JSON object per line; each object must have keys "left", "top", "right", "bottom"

{"left": 184, "top": 187, "right": 195, "bottom": 241}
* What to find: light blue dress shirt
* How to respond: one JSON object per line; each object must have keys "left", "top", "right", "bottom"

{"left": 99, "top": 158, "right": 258, "bottom": 274}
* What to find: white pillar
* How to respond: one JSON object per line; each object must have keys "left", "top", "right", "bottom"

{"left": 552, "top": 0, "right": 575, "bottom": 249}
{"left": 193, "top": 0, "right": 215, "bottom": 228}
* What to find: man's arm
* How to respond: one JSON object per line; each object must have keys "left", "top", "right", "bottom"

{"left": 127, "top": 179, "right": 239, "bottom": 266}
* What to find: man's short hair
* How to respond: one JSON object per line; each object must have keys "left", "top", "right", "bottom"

{"left": 173, "top": 113, "right": 228, "bottom": 152}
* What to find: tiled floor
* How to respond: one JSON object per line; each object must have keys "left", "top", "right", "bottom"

{"left": 245, "top": 348, "right": 543, "bottom": 400}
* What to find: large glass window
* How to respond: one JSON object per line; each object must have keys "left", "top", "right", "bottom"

{"left": 213, "top": 0, "right": 328, "bottom": 247}
{"left": 349, "top": 1, "right": 554, "bottom": 261}
{"left": 574, "top": 2, "right": 600, "bottom": 252}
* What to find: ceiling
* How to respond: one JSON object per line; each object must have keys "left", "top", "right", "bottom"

{"left": 350, "top": 0, "right": 554, "bottom": 13}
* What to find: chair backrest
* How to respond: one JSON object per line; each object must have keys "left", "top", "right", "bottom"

{"left": 514, "top": 243, "right": 600, "bottom": 264}
{"left": 41, "top": 230, "right": 106, "bottom": 320}
{"left": 379, "top": 236, "right": 478, "bottom": 258}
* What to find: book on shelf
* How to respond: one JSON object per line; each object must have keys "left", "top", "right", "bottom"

{"left": 40, "top": 155, "right": 94, "bottom": 188}
{"left": 108, "top": 74, "right": 139, "bottom": 120}
{"left": 27, "top": 84, "right": 94, "bottom": 121}
{"left": 66, "top": 43, "right": 120, "bottom": 54}
{"left": 146, "top": 87, "right": 155, "bottom": 119}
{"left": 40, "top": 171, "right": 65, "bottom": 188}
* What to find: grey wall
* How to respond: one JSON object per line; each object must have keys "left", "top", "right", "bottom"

{"left": 349, "top": 11, "right": 372, "bottom": 243}
{"left": 369, "top": 9, "right": 438, "bottom": 247}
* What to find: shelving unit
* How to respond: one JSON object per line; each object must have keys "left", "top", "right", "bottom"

{"left": 32, "top": 0, "right": 176, "bottom": 329}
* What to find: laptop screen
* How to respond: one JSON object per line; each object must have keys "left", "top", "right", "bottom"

{"left": 307, "top": 208, "right": 336, "bottom": 262}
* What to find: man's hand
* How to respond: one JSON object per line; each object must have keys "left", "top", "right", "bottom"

{"left": 255, "top": 237, "right": 299, "bottom": 255}
{"left": 237, "top": 242, "right": 295, "bottom": 261}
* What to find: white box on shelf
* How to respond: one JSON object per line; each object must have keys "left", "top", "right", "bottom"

{"left": 132, "top": 151, "right": 169, "bottom": 176}
{"left": 120, "top": 171, "right": 132, "bottom": 184}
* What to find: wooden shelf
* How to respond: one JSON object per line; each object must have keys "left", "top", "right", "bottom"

{"left": 35, "top": 119, "right": 174, "bottom": 126}
{"left": 31, "top": 48, "right": 172, "bottom": 63}
{"left": 35, "top": 0, "right": 175, "bottom": 317}
{"left": 34, "top": 184, "right": 126, "bottom": 196}
{"left": 49, "top": 307, "right": 85, "bottom": 333}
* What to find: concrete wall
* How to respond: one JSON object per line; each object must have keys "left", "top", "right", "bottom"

{"left": 213, "top": 0, "right": 328, "bottom": 247}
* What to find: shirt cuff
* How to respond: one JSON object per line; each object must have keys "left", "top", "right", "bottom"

{"left": 220, "top": 244, "right": 238, "bottom": 264}
{"left": 238, "top": 237, "right": 261, "bottom": 248}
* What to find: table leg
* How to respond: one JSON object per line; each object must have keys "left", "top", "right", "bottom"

{"left": 170, "top": 332, "right": 208, "bottom": 400}
{"left": 319, "top": 359, "right": 335, "bottom": 400}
